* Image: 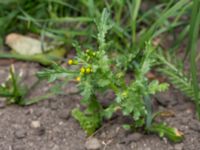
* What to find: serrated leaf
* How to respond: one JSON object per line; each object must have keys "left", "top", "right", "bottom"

{"left": 80, "top": 81, "right": 93, "bottom": 100}
{"left": 72, "top": 108, "right": 101, "bottom": 135}
{"left": 148, "top": 80, "right": 169, "bottom": 94}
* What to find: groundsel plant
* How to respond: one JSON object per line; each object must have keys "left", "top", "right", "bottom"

{"left": 37, "top": 9, "right": 183, "bottom": 142}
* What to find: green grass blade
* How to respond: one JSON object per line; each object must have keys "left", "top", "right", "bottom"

{"left": 188, "top": 0, "right": 200, "bottom": 118}
{"left": 139, "top": 0, "right": 190, "bottom": 48}
{"left": 127, "top": 0, "right": 141, "bottom": 44}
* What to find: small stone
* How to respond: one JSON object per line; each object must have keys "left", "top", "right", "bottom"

{"left": 14, "top": 130, "right": 27, "bottom": 139}
{"left": 31, "top": 121, "right": 45, "bottom": 136}
{"left": 174, "top": 143, "right": 184, "bottom": 150}
{"left": 85, "top": 138, "right": 101, "bottom": 150}
{"left": 58, "top": 109, "right": 71, "bottom": 120}
{"left": 31, "top": 120, "right": 41, "bottom": 128}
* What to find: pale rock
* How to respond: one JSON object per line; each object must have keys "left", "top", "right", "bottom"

{"left": 31, "top": 120, "right": 41, "bottom": 128}
{"left": 85, "top": 138, "right": 101, "bottom": 150}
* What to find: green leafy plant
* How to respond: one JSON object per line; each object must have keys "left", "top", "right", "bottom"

{"left": 37, "top": 9, "right": 183, "bottom": 142}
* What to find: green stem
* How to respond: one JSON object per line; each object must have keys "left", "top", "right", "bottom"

{"left": 130, "top": 0, "right": 141, "bottom": 44}
{"left": 144, "top": 95, "right": 152, "bottom": 128}
{"left": 189, "top": 0, "right": 200, "bottom": 118}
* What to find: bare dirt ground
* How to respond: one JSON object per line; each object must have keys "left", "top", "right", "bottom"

{"left": 0, "top": 61, "right": 200, "bottom": 150}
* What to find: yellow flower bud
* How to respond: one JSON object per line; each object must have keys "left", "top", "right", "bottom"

{"left": 68, "top": 59, "right": 73, "bottom": 65}
{"left": 86, "top": 67, "right": 91, "bottom": 73}
{"left": 76, "top": 76, "right": 81, "bottom": 82}
{"left": 80, "top": 67, "right": 85, "bottom": 74}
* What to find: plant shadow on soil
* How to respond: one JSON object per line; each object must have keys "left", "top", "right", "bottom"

{"left": 0, "top": 61, "right": 200, "bottom": 150}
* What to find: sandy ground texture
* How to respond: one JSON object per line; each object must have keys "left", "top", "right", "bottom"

{"left": 0, "top": 61, "right": 200, "bottom": 150}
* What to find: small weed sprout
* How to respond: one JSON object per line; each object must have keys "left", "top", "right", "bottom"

{"left": 0, "top": 65, "right": 54, "bottom": 106}
{"left": 0, "top": 65, "right": 28, "bottom": 105}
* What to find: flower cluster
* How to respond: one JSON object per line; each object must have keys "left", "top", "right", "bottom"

{"left": 67, "top": 49, "right": 97, "bottom": 82}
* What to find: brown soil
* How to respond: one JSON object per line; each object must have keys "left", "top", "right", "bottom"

{"left": 0, "top": 61, "right": 200, "bottom": 150}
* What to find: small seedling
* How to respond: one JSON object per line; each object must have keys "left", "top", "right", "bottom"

{"left": 0, "top": 65, "right": 53, "bottom": 106}
{"left": 0, "top": 65, "right": 28, "bottom": 105}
